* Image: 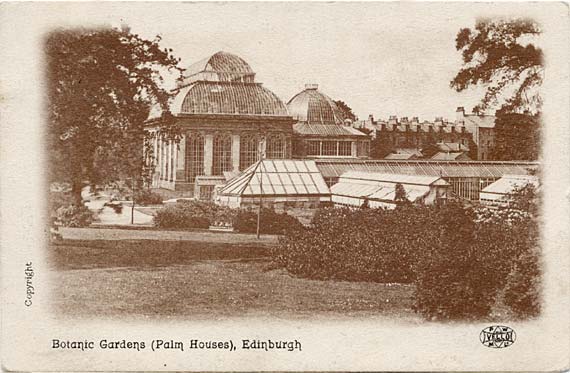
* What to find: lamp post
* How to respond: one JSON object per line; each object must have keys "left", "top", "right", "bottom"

{"left": 256, "top": 136, "right": 265, "bottom": 239}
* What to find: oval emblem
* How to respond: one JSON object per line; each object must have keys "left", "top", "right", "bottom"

{"left": 480, "top": 325, "right": 516, "bottom": 348}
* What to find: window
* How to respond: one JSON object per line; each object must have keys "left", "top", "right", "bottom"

{"left": 185, "top": 132, "right": 204, "bottom": 183}
{"left": 266, "top": 133, "right": 286, "bottom": 159}
{"left": 240, "top": 134, "right": 260, "bottom": 170}
{"left": 306, "top": 140, "right": 355, "bottom": 157}
{"left": 307, "top": 141, "right": 320, "bottom": 156}
{"left": 212, "top": 133, "right": 232, "bottom": 176}
{"left": 339, "top": 141, "right": 352, "bottom": 156}
{"left": 321, "top": 141, "right": 337, "bottom": 156}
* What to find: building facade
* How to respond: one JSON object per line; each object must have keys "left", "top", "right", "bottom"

{"left": 354, "top": 107, "right": 497, "bottom": 160}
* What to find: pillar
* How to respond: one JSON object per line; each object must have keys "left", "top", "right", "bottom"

{"left": 204, "top": 133, "right": 213, "bottom": 176}
{"left": 169, "top": 140, "right": 174, "bottom": 182}
{"left": 351, "top": 141, "right": 358, "bottom": 157}
{"left": 176, "top": 135, "right": 185, "bottom": 181}
{"left": 231, "top": 134, "right": 240, "bottom": 171}
{"left": 160, "top": 139, "right": 165, "bottom": 180}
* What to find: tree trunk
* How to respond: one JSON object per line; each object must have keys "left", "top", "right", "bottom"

{"left": 71, "top": 178, "right": 83, "bottom": 206}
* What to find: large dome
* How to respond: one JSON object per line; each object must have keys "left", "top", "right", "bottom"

{"left": 170, "top": 81, "right": 288, "bottom": 116}
{"left": 163, "top": 52, "right": 288, "bottom": 117}
{"left": 287, "top": 84, "right": 345, "bottom": 125}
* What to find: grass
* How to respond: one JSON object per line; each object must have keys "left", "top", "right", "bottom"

{"left": 48, "top": 239, "right": 416, "bottom": 320}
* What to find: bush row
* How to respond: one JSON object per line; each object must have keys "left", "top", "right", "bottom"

{"left": 153, "top": 201, "right": 302, "bottom": 235}
{"left": 275, "top": 195, "right": 541, "bottom": 320}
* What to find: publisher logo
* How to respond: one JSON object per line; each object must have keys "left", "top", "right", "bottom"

{"left": 480, "top": 325, "right": 516, "bottom": 348}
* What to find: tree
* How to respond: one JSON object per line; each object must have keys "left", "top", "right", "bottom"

{"left": 370, "top": 133, "right": 394, "bottom": 159}
{"left": 492, "top": 111, "right": 540, "bottom": 160}
{"left": 394, "top": 183, "right": 410, "bottom": 206}
{"left": 334, "top": 100, "right": 357, "bottom": 122}
{"left": 46, "top": 26, "right": 182, "bottom": 204}
{"left": 420, "top": 136, "right": 440, "bottom": 159}
{"left": 451, "top": 18, "right": 543, "bottom": 113}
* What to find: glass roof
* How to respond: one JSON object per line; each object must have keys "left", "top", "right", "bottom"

{"left": 182, "top": 51, "right": 255, "bottom": 84}
{"left": 287, "top": 86, "right": 346, "bottom": 125}
{"left": 315, "top": 159, "right": 539, "bottom": 179}
{"left": 217, "top": 159, "right": 330, "bottom": 197}
{"left": 175, "top": 81, "right": 289, "bottom": 116}
{"left": 480, "top": 174, "right": 539, "bottom": 201}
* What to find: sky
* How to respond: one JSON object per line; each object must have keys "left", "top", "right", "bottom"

{"left": 111, "top": 2, "right": 500, "bottom": 121}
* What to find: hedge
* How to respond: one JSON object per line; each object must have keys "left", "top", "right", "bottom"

{"left": 153, "top": 201, "right": 302, "bottom": 234}
{"left": 275, "top": 195, "right": 541, "bottom": 320}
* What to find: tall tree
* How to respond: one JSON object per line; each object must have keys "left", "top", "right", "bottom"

{"left": 450, "top": 18, "right": 543, "bottom": 113}
{"left": 491, "top": 111, "right": 540, "bottom": 160}
{"left": 46, "top": 27, "right": 182, "bottom": 204}
{"left": 370, "top": 132, "right": 394, "bottom": 159}
{"left": 420, "top": 135, "right": 440, "bottom": 159}
{"left": 334, "top": 100, "right": 357, "bottom": 122}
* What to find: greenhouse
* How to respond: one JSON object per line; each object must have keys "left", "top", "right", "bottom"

{"left": 479, "top": 174, "right": 539, "bottom": 205}
{"left": 330, "top": 171, "right": 449, "bottom": 209}
{"left": 215, "top": 159, "right": 331, "bottom": 210}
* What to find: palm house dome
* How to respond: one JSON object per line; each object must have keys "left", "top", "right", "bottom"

{"left": 167, "top": 51, "right": 289, "bottom": 117}
{"left": 287, "top": 84, "right": 345, "bottom": 125}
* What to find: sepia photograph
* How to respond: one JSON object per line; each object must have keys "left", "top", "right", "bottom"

{"left": 1, "top": 2, "right": 569, "bottom": 371}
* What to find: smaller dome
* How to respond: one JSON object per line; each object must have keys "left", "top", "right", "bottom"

{"left": 287, "top": 84, "right": 345, "bottom": 125}
{"left": 180, "top": 51, "right": 256, "bottom": 86}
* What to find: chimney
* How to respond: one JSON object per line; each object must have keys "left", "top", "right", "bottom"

{"left": 305, "top": 84, "right": 319, "bottom": 90}
{"left": 388, "top": 115, "right": 398, "bottom": 130}
{"left": 411, "top": 116, "right": 419, "bottom": 123}
{"left": 368, "top": 114, "right": 374, "bottom": 123}
{"left": 456, "top": 106, "right": 465, "bottom": 120}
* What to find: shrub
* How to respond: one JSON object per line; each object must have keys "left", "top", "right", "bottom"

{"left": 55, "top": 205, "right": 93, "bottom": 227}
{"left": 503, "top": 245, "right": 541, "bottom": 319}
{"left": 234, "top": 208, "right": 303, "bottom": 235}
{"left": 135, "top": 190, "right": 163, "bottom": 206}
{"left": 277, "top": 197, "right": 541, "bottom": 321}
{"left": 153, "top": 200, "right": 237, "bottom": 229}
{"left": 276, "top": 206, "right": 422, "bottom": 283}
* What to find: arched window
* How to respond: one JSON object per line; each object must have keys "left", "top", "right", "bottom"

{"left": 185, "top": 132, "right": 204, "bottom": 183}
{"left": 240, "top": 134, "right": 260, "bottom": 170}
{"left": 212, "top": 133, "right": 232, "bottom": 176}
{"left": 266, "top": 133, "right": 286, "bottom": 159}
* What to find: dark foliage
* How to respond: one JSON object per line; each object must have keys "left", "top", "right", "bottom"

{"left": 277, "top": 188, "right": 541, "bottom": 320}
{"left": 334, "top": 100, "right": 357, "bottom": 122}
{"left": 153, "top": 201, "right": 302, "bottom": 234}
{"left": 45, "top": 26, "right": 182, "bottom": 204}
{"left": 54, "top": 205, "right": 94, "bottom": 227}
{"left": 451, "top": 18, "right": 543, "bottom": 113}
{"left": 420, "top": 136, "right": 439, "bottom": 159}
{"left": 234, "top": 208, "right": 304, "bottom": 235}
{"left": 135, "top": 189, "right": 164, "bottom": 206}
{"left": 153, "top": 201, "right": 233, "bottom": 229}
{"left": 370, "top": 134, "right": 395, "bottom": 159}
{"left": 491, "top": 111, "right": 540, "bottom": 160}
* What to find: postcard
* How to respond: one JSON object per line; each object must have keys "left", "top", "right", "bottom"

{"left": 1, "top": 2, "right": 569, "bottom": 371}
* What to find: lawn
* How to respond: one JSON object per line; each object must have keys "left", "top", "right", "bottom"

{"left": 48, "top": 239, "right": 416, "bottom": 320}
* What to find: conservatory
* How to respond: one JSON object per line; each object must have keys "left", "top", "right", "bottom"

{"left": 479, "top": 174, "right": 539, "bottom": 206}
{"left": 330, "top": 171, "right": 449, "bottom": 209}
{"left": 214, "top": 159, "right": 331, "bottom": 211}
{"left": 145, "top": 51, "right": 295, "bottom": 197}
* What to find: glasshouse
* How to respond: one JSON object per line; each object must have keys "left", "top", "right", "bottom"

{"left": 214, "top": 159, "right": 331, "bottom": 211}
{"left": 479, "top": 174, "right": 539, "bottom": 205}
{"left": 146, "top": 51, "right": 295, "bottom": 196}
{"left": 330, "top": 171, "right": 449, "bottom": 209}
